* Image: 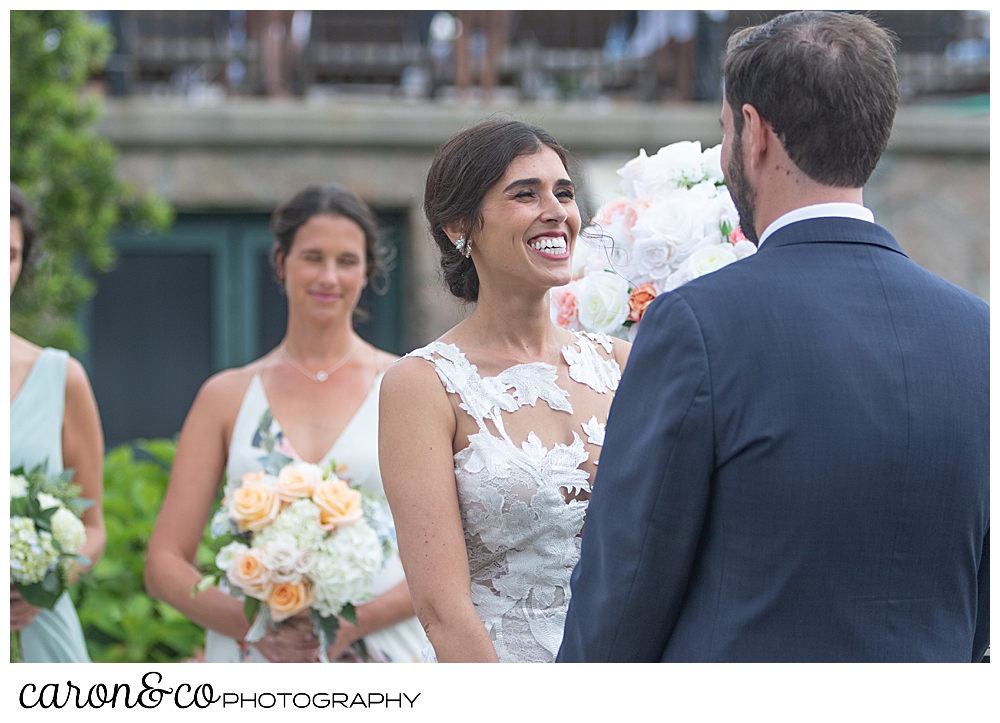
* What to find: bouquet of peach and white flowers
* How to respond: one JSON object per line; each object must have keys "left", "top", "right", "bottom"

{"left": 10, "top": 464, "right": 92, "bottom": 662}
{"left": 551, "top": 141, "right": 757, "bottom": 341}
{"left": 197, "top": 411, "right": 395, "bottom": 660}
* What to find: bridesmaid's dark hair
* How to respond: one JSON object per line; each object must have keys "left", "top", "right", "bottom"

{"left": 424, "top": 120, "right": 573, "bottom": 303}
{"left": 269, "top": 184, "right": 391, "bottom": 288}
{"left": 10, "top": 183, "right": 37, "bottom": 273}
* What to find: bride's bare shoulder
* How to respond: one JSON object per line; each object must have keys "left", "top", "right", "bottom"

{"left": 381, "top": 350, "right": 453, "bottom": 410}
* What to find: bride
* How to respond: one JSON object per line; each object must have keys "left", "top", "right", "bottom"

{"left": 380, "top": 121, "right": 630, "bottom": 662}
{"left": 146, "top": 184, "right": 425, "bottom": 663}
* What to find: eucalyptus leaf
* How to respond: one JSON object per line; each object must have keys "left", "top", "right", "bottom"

{"left": 243, "top": 596, "right": 261, "bottom": 625}
{"left": 314, "top": 611, "right": 342, "bottom": 640}
{"left": 340, "top": 602, "right": 358, "bottom": 627}
{"left": 41, "top": 568, "right": 61, "bottom": 594}
{"left": 19, "top": 582, "right": 59, "bottom": 609}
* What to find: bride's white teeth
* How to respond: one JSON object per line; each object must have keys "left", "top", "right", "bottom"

{"left": 528, "top": 237, "right": 567, "bottom": 252}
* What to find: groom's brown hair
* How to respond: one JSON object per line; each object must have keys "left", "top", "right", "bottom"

{"left": 723, "top": 11, "right": 899, "bottom": 188}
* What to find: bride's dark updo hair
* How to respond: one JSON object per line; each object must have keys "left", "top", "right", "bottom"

{"left": 424, "top": 120, "right": 572, "bottom": 302}
{"left": 270, "top": 184, "right": 390, "bottom": 286}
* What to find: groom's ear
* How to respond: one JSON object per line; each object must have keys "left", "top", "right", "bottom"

{"left": 742, "top": 104, "right": 771, "bottom": 172}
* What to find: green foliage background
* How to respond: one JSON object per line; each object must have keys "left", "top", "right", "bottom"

{"left": 69, "top": 440, "right": 210, "bottom": 663}
{"left": 10, "top": 10, "right": 172, "bottom": 351}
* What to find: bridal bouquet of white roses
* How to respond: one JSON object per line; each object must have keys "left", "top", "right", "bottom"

{"left": 197, "top": 411, "right": 395, "bottom": 660}
{"left": 10, "top": 465, "right": 92, "bottom": 662}
{"left": 551, "top": 141, "right": 757, "bottom": 340}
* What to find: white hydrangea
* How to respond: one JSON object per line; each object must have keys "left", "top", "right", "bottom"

{"left": 259, "top": 498, "right": 325, "bottom": 550}
{"left": 211, "top": 507, "right": 238, "bottom": 537}
{"left": 50, "top": 507, "right": 86, "bottom": 554}
{"left": 10, "top": 474, "right": 28, "bottom": 498}
{"left": 309, "top": 520, "right": 384, "bottom": 617}
{"left": 10, "top": 517, "right": 59, "bottom": 584}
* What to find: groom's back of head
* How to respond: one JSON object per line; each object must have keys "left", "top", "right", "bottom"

{"left": 722, "top": 11, "right": 899, "bottom": 189}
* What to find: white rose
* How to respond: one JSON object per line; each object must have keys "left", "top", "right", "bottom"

{"left": 577, "top": 271, "right": 631, "bottom": 334}
{"left": 616, "top": 148, "right": 649, "bottom": 199}
{"left": 293, "top": 548, "right": 317, "bottom": 575}
{"left": 657, "top": 268, "right": 692, "bottom": 294}
{"left": 702, "top": 144, "right": 725, "bottom": 185}
{"left": 37, "top": 492, "right": 61, "bottom": 510}
{"left": 632, "top": 236, "right": 677, "bottom": 283}
{"left": 10, "top": 474, "right": 28, "bottom": 498}
{"left": 681, "top": 243, "right": 739, "bottom": 280}
{"left": 634, "top": 141, "right": 706, "bottom": 199}
{"left": 262, "top": 535, "right": 299, "bottom": 575}
{"left": 732, "top": 240, "right": 757, "bottom": 260}
{"left": 215, "top": 541, "right": 249, "bottom": 572}
{"left": 632, "top": 196, "right": 718, "bottom": 268}
{"left": 51, "top": 507, "right": 86, "bottom": 554}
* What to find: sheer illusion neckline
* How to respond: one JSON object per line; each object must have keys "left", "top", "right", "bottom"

{"left": 252, "top": 371, "right": 382, "bottom": 466}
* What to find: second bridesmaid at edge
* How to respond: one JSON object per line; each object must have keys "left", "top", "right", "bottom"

{"left": 145, "top": 184, "right": 425, "bottom": 663}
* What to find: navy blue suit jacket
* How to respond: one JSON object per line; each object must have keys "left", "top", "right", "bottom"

{"left": 558, "top": 218, "right": 989, "bottom": 662}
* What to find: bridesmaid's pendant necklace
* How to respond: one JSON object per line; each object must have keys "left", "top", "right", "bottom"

{"left": 280, "top": 340, "right": 357, "bottom": 382}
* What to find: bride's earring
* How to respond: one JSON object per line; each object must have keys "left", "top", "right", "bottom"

{"left": 454, "top": 235, "right": 472, "bottom": 259}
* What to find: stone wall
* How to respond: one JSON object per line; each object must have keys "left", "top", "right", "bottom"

{"left": 98, "top": 97, "right": 989, "bottom": 348}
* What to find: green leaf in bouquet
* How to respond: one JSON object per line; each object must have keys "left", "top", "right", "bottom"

{"left": 340, "top": 602, "right": 358, "bottom": 627}
{"left": 313, "top": 610, "right": 342, "bottom": 640}
{"left": 720, "top": 219, "right": 733, "bottom": 238}
{"left": 193, "top": 575, "right": 218, "bottom": 597}
{"left": 35, "top": 505, "right": 58, "bottom": 531}
{"left": 75, "top": 554, "right": 92, "bottom": 568}
{"left": 264, "top": 451, "right": 293, "bottom": 476}
{"left": 41, "top": 568, "right": 61, "bottom": 594}
{"left": 243, "top": 596, "right": 261, "bottom": 624}
{"left": 19, "top": 581, "right": 60, "bottom": 609}
{"left": 71, "top": 497, "right": 96, "bottom": 513}
{"left": 9, "top": 498, "right": 31, "bottom": 517}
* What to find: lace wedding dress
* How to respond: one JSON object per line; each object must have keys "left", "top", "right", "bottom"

{"left": 407, "top": 331, "right": 621, "bottom": 662}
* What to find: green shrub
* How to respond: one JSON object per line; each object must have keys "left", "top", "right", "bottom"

{"left": 70, "top": 439, "right": 210, "bottom": 662}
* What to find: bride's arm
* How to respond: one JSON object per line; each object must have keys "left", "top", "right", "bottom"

{"left": 144, "top": 372, "right": 318, "bottom": 660}
{"left": 379, "top": 357, "right": 499, "bottom": 663}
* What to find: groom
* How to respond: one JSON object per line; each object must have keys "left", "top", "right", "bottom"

{"left": 558, "top": 11, "right": 989, "bottom": 662}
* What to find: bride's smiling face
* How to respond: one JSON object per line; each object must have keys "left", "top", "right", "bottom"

{"left": 470, "top": 148, "right": 581, "bottom": 294}
{"left": 276, "top": 213, "right": 367, "bottom": 322}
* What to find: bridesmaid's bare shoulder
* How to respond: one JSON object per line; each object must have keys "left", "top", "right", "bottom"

{"left": 190, "top": 354, "right": 274, "bottom": 425}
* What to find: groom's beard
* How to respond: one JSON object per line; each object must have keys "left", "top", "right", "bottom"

{"left": 727, "top": 132, "right": 759, "bottom": 245}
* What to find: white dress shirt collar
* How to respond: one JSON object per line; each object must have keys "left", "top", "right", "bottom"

{"left": 757, "top": 203, "right": 875, "bottom": 247}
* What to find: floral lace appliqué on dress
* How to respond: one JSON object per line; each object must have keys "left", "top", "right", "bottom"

{"left": 407, "top": 331, "right": 619, "bottom": 662}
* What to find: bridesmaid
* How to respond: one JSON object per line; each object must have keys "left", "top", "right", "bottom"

{"left": 145, "top": 184, "right": 425, "bottom": 663}
{"left": 10, "top": 184, "right": 106, "bottom": 662}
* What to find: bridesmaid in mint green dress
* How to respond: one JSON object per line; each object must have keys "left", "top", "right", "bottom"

{"left": 10, "top": 184, "right": 106, "bottom": 662}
